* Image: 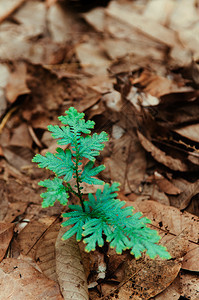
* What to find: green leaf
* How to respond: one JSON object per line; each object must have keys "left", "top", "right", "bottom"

{"left": 79, "top": 132, "right": 109, "bottom": 161}
{"left": 38, "top": 177, "right": 69, "bottom": 208}
{"left": 47, "top": 125, "right": 73, "bottom": 145}
{"left": 32, "top": 148, "right": 74, "bottom": 182}
{"left": 58, "top": 107, "right": 95, "bottom": 134}
{"left": 81, "top": 161, "right": 105, "bottom": 185}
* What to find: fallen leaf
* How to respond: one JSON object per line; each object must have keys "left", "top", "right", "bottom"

{"left": 131, "top": 200, "right": 199, "bottom": 243}
{"left": 9, "top": 123, "right": 33, "bottom": 149}
{"left": 0, "top": 222, "right": 14, "bottom": 262}
{"left": 137, "top": 130, "right": 189, "bottom": 172}
{"left": 169, "top": 179, "right": 199, "bottom": 210}
{"left": 13, "top": 1, "right": 46, "bottom": 37}
{"left": 0, "top": 180, "right": 8, "bottom": 221}
{"left": 175, "top": 123, "right": 199, "bottom": 143}
{"left": 0, "top": 0, "right": 25, "bottom": 23}
{"left": 76, "top": 40, "right": 111, "bottom": 76}
{"left": 106, "top": 1, "right": 178, "bottom": 47}
{"left": 102, "top": 133, "right": 146, "bottom": 193}
{"left": 5, "top": 62, "right": 30, "bottom": 103}
{"left": 182, "top": 243, "right": 199, "bottom": 272}
{"left": 3, "top": 202, "right": 28, "bottom": 223}
{"left": 0, "top": 258, "right": 63, "bottom": 299}
{"left": 35, "top": 221, "right": 60, "bottom": 282}
{"left": 55, "top": 226, "right": 89, "bottom": 300}
{"left": 17, "top": 217, "right": 57, "bottom": 258}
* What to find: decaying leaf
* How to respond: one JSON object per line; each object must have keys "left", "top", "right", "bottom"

{"left": 0, "top": 222, "right": 14, "bottom": 262}
{"left": 35, "top": 221, "right": 60, "bottom": 282}
{"left": 0, "top": 258, "right": 63, "bottom": 299}
{"left": 55, "top": 226, "right": 89, "bottom": 300}
{"left": 102, "top": 133, "right": 146, "bottom": 193}
{"left": 17, "top": 217, "right": 57, "bottom": 258}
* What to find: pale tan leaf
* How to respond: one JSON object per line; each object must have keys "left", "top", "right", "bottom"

{"left": 55, "top": 226, "right": 89, "bottom": 300}
{"left": 13, "top": 1, "right": 46, "bottom": 37}
{"left": 0, "top": 0, "right": 25, "bottom": 23}
{"left": 106, "top": 1, "right": 178, "bottom": 47}
{"left": 5, "top": 62, "right": 30, "bottom": 103}
{"left": 0, "top": 222, "right": 14, "bottom": 262}
{"left": 0, "top": 258, "right": 63, "bottom": 299}
{"left": 76, "top": 40, "right": 111, "bottom": 76}
{"left": 82, "top": 7, "right": 105, "bottom": 32}
{"left": 182, "top": 243, "right": 199, "bottom": 272}
{"left": 175, "top": 123, "right": 199, "bottom": 143}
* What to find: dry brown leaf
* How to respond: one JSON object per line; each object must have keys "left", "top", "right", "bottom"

{"left": 104, "top": 258, "right": 181, "bottom": 300}
{"left": 0, "top": 258, "right": 63, "bottom": 299}
{"left": 175, "top": 123, "right": 199, "bottom": 143}
{"left": 76, "top": 40, "right": 111, "bottom": 76}
{"left": 182, "top": 243, "right": 199, "bottom": 272}
{"left": 154, "top": 173, "right": 181, "bottom": 195}
{"left": 35, "top": 221, "right": 60, "bottom": 282}
{"left": 179, "top": 272, "right": 199, "bottom": 300}
{"left": 3, "top": 202, "right": 28, "bottom": 223}
{"left": 137, "top": 130, "right": 189, "bottom": 172}
{"left": 131, "top": 200, "right": 199, "bottom": 243}
{"left": 9, "top": 123, "right": 33, "bottom": 149}
{"left": 47, "top": 3, "right": 84, "bottom": 43}
{"left": 17, "top": 217, "right": 57, "bottom": 258}
{"left": 55, "top": 226, "right": 89, "bottom": 300}
{"left": 0, "top": 0, "right": 25, "bottom": 23}
{"left": 13, "top": 1, "right": 46, "bottom": 37}
{"left": 0, "top": 222, "right": 14, "bottom": 262}
{"left": 130, "top": 69, "right": 193, "bottom": 98}
{"left": 0, "top": 180, "right": 8, "bottom": 221}
{"left": 106, "top": 1, "right": 178, "bottom": 47}
{"left": 102, "top": 133, "right": 146, "bottom": 193}
{"left": 2, "top": 146, "right": 33, "bottom": 171}
{"left": 82, "top": 7, "right": 105, "bottom": 32}
{"left": 169, "top": 179, "right": 199, "bottom": 210}
{"left": 143, "top": 0, "right": 174, "bottom": 25}
{"left": 5, "top": 62, "right": 30, "bottom": 103}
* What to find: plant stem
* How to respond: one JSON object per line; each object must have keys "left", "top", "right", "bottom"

{"left": 74, "top": 137, "right": 85, "bottom": 212}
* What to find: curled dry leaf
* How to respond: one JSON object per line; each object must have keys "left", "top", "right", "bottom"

{"left": 55, "top": 226, "right": 89, "bottom": 300}
{"left": 0, "top": 222, "right": 14, "bottom": 262}
{"left": 137, "top": 130, "right": 188, "bottom": 172}
{"left": 0, "top": 258, "right": 63, "bottom": 300}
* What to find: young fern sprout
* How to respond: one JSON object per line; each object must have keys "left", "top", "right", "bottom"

{"left": 32, "top": 107, "right": 171, "bottom": 259}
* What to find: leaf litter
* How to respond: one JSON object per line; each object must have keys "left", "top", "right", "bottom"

{"left": 0, "top": 0, "right": 199, "bottom": 299}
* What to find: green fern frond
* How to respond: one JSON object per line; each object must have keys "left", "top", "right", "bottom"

{"left": 38, "top": 177, "right": 69, "bottom": 208}
{"left": 33, "top": 106, "right": 171, "bottom": 260}
{"left": 62, "top": 183, "right": 171, "bottom": 259}
{"left": 32, "top": 148, "right": 74, "bottom": 182}
{"left": 81, "top": 161, "right": 105, "bottom": 185}
{"left": 58, "top": 107, "right": 95, "bottom": 134}
{"left": 79, "top": 132, "right": 109, "bottom": 161}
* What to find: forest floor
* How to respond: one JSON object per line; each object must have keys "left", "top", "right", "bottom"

{"left": 0, "top": 0, "right": 199, "bottom": 299}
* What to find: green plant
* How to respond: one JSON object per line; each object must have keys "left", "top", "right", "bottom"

{"left": 32, "top": 107, "right": 171, "bottom": 259}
